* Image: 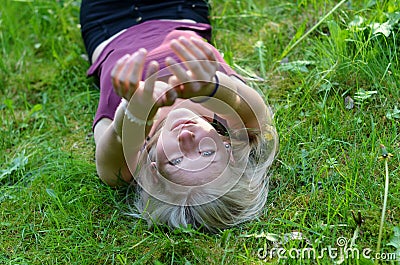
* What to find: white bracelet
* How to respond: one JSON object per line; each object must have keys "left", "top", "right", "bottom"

{"left": 124, "top": 108, "right": 154, "bottom": 126}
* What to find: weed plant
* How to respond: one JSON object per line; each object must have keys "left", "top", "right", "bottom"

{"left": 0, "top": 0, "right": 399, "bottom": 264}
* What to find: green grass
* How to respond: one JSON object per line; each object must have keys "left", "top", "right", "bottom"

{"left": 1, "top": 0, "right": 399, "bottom": 264}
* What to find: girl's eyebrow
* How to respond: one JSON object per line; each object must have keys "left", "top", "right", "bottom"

{"left": 164, "top": 162, "right": 219, "bottom": 183}
{"left": 164, "top": 156, "right": 220, "bottom": 174}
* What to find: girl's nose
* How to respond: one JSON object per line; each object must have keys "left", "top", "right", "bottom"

{"left": 178, "top": 129, "right": 195, "bottom": 150}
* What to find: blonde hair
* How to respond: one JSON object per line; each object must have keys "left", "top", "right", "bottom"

{"left": 127, "top": 119, "right": 278, "bottom": 232}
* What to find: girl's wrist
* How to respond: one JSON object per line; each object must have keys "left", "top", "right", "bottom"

{"left": 124, "top": 107, "right": 154, "bottom": 126}
{"left": 202, "top": 72, "right": 240, "bottom": 110}
{"left": 190, "top": 74, "right": 219, "bottom": 103}
{"left": 115, "top": 99, "right": 154, "bottom": 133}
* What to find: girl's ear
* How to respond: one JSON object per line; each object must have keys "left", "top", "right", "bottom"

{"left": 229, "top": 152, "right": 235, "bottom": 165}
{"left": 149, "top": 162, "right": 159, "bottom": 184}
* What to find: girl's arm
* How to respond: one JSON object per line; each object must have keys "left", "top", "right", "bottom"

{"left": 94, "top": 100, "right": 149, "bottom": 187}
{"left": 201, "top": 71, "right": 268, "bottom": 132}
{"left": 94, "top": 49, "right": 176, "bottom": 187}
{"left": 94, "top": 119, "right": 131, "bottom": 187}
{"left": 166, "top": 37, "right": 269, "bottom": 132}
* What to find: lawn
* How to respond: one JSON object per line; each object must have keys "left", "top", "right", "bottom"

{"left": 0, "top": 0, "right": 399, "bottom": 264}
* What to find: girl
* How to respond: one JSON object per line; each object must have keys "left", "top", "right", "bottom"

{"left": 81, "top": 0, "right": 278, "bottom": 232}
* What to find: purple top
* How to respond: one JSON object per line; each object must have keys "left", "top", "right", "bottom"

{"left": 88, "top": 20, "right": 240, "bottom": 129}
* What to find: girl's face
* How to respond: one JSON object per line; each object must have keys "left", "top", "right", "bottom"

{"left": 156, "top": 108, "right": 231, "bottom": 186}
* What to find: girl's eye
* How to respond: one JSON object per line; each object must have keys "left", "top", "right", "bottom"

{"left": 169, "top": 157, "right": 183, "bottom": 166}
{"left": 201, "top": 150, "right": 215, "bottom": 157}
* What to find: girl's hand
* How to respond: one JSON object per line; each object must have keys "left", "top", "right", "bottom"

{"left": 111, "top": 49, "right": 177, "bottom": 119}
{"left": 111, "top": 48, "right": 148, "bottom": 101}
{"left": 136, "top": 62, "right": 178, "bottom": 116}
{"left": 166, "top": 36, "right": 219, "bottom": 99}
